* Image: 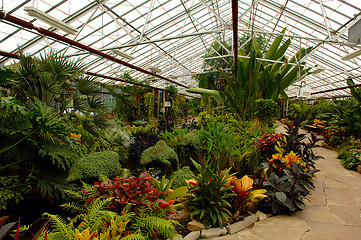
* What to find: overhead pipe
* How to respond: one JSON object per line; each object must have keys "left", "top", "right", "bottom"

{"left": 0, "top": 50, "right": 199, "bottom": 99}
{"left": 288, "top": 82, "right": 361, "bottom": 99}
{"left": 231, "top": 0, "right": 238, "bottom": 77}
{"left": 0, "top": 10, "right": 188, "bottom": 88}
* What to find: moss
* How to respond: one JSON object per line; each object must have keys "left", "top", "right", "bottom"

{"left": 180, "top": 130, "right": 200, "bottom": 147}
{"left": 169, "top": 166, "right": 196, "bottom": 189}
{"left": 140, "top": 140, "right": 178, "bottom": 169}
{"left": 67, "top": 151, "right": 123, "bottom": 182}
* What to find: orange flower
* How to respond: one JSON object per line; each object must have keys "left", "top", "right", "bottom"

{"left": 70, "top": 133, "right": 81, "bottom": 138}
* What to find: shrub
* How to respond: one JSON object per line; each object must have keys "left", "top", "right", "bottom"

{"left": 169, "top": 166, "right": 196, "bottom": 189}
{"left": 198, "top": 111, "right": 211, "bottom": 125}
{"left": 254, "top": 99, "right": 278, "bottom": 125}
{"left": 84, "top": 172, "right": 162, "bottom": 213}
{"left": 180, "top": 130, "right": 200, "bottom": 147}
{"left": 256, "top": 133, "right": 284, "bottom": 157}
{"left": 340, "top": 151, "right": 361, "bottom": 170}
{"left": 140, "top": 140, "right": 179, "bottom": 169}
{"left": 67, "top": 151, "right": 123, "bottom": 182}
{"left": 322, "top": 125, "right": 347, "bottom": 147}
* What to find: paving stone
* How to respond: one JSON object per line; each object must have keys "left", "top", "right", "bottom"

{"left": 183, "top": 231, "right": 200, "bottom": 240}
{"left": 296, "top": 205, "right": 344, "bottom": 224}
{"left": 251, "top": 215, "right": 310, "bottom": 240}
{"left": 325, "top": 188, "right": 359, "bottom": 206}
{"left": 208, "top": 229, "right": 265, "bottom": 240}
{"left": 306, "top": 221, "right": 361, "bottom": 240}
{"left": 323, "top": 177, "right": 351, "bottom": 190}
{"left": 328, "top": 205, "right": 361, "bottom": 226}
{"left": 201, "top": 227, "right": 227, "bottom": 238}
{"left": 225, "top": 214, "right": 257, "bottom": 235}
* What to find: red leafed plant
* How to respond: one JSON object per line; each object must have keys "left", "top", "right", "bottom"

{"left": 85, "top": 172, "right": 162, "bottom": 212}
{"left": 256, "top": 133, "right": 284, "bottom": 157}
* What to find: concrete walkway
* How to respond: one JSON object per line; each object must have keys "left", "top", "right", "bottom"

{"left": 211, "top": 123, "right": 361, "bottom": 240}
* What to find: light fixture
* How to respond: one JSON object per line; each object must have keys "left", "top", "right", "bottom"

{"left": 341, "top": 48, "right": 361, "bottom": 61}
{"left": 24, "top": 6, "right": 77, "bottom": 35}
{"left": 111, "top": 49, "right": 135, "bottom": 61}
{"left": 149, "top": 66, "right": 161, "bottom": 73}
{"left": 312, "top": 68, "right": 326, "bottom": 74}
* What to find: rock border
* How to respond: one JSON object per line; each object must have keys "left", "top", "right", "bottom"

{"left": 168, "top": 211, "right": 266, "bottom": 240}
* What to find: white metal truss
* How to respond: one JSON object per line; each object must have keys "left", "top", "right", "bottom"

{"left": 0, "top": 0, "right": 361, "bottom": 97}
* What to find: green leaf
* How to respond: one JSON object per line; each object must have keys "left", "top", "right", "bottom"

{"left": 275, "top": 191, "right": 287, "bottom": 203}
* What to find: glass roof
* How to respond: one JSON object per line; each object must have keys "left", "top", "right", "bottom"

{"left": 0, "top": 0, "right": 361, "bottom": 98}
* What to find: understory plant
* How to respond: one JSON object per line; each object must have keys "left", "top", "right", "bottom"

{"left": 322, "top": 125, "right": 347, "bottom": 147}
{"left": 253, "top": 122, "right": 321, "bottom": 215}
{"left": 182, "top": 159, "right": 235, "bottom": 228}
{"left": 83, "top": 172, "right": 162, "bottom": 214}
{"left": 340, "top": 151, "right": 361, "bottom": 170}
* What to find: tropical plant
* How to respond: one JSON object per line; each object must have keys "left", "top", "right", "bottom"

{"left": 322, "top": 125, "right": 347, "bottom": 147}
{"left": 182, "top": 159, "right": 235, "bottom": 227}
{"left": 254, "top": 98, "right": 278, "bottom": 125}
{"left": 276, "top": 121, "right": 322, "bottom": 170}
{"left": 83, "top": 172, "right": 163, "bottom": 214}
{"left": 0, "top": 216, "right": 49, "bottom": 240}
{"left": 256, "top": 133, "right": 284, "bottom": 158}
{"left": 253, "top": 152, "right": 319, "bottom": 215}
{"left": 187, "top": 28, "right": 312, "bottom": 120}
{"left": 229, "top": 175, "right": 267, "bottom": 215}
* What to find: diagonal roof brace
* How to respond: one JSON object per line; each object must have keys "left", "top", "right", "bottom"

{"left": 0, "top": 10, "right": 188, "bottom": 89}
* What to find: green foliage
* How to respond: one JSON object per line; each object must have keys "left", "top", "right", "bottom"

{"left": 322, "top": 125, "right": 347, "bottom": 147}
{"left": 198, "top": 121, "right": 241, "bottom": 170}
{"left": 183, "top": 160, "right": 235, "bottom": 227}
{"left": 67, "top": 151, "right": 123, "bottom": 182}
{"left": 198, "top": 111, "right": 211, "bottom": 126}
{"left": 190, "top": 30, "right": 312, "bottom": 120}
{"left": 144, "top": 92, "right": 155, "bottom": 118}
{"left": 340, "top": 151, "right": 361, "bottom": 170}
{"left": 253, "top": 122, "right": 321, "bottom": 215}
{"left": 180, "top": 130, "right": 200, "bottom": 147}
{"left": 287, "top": 99, "right": 309, "bottom": 121}
{"left": 254, "top": 99, "right": 278, "bottom": 125}
{"left": 0, "top": 176, "right": 25, "bottom": 211}
{"left": 140, "top": 140, "right": 178, "bottom": 169}
{"left": 130, "top": 205, "right": 178, "bottom": 239}
{"left": 169, "top": 166, "right": 196, "bottom": 189}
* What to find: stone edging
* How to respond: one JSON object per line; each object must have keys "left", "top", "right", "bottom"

{"left": 169, "top": 211, "right": 266, "bottom": 240}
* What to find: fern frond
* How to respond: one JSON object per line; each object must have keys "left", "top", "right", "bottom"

{"left": 120, "top": 233, "right": 147, "bottom": 240}
{"left": 42, "top": 213, "right": 75, "bottom": 240}
{"left": 60, "top": 202, "right": 85, "bottom": 215}
{"left": 134, "top": 216, "right": 177, "bottom": 239}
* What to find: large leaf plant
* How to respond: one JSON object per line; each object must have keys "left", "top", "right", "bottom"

{"left": 187, "top": 28, "right": 312, "bottom": 120}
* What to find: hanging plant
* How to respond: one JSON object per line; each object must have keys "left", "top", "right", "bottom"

{"left": 144, "top": 92, "right": 155, "bottom": 118}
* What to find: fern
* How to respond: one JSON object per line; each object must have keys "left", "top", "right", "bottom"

{"left": 35, "top": 171, "right": 77, "bottom": 201}
{"left": 42, "top": 213, "right": 75, "bottom": 240}
{"left": 120, "top": 233, "right": 147, "bottom": 240}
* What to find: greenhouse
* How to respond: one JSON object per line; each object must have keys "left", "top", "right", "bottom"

{"left": 1, "top": 0, "right": 361, "bottom": 239}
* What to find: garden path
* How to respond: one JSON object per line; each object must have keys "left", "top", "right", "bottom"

{"left": 210, "top": 122, "right": 361, "bottom": 240}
